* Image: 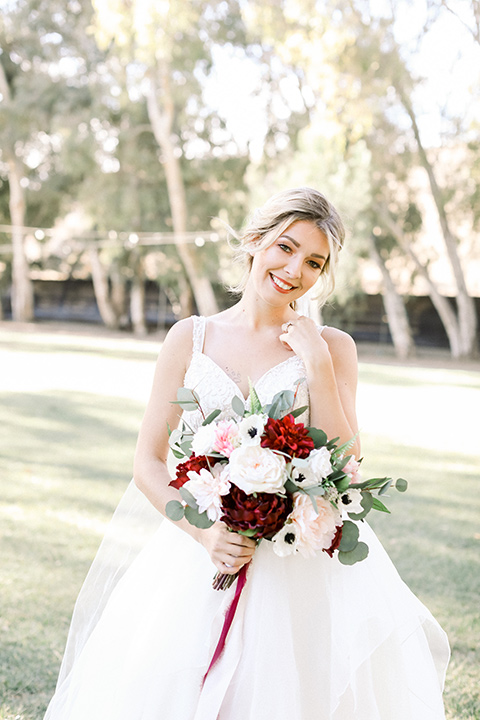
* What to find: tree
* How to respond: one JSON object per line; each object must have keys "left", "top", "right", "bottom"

{"left": 0, "top": 0, "right": 101, "bottom": 321}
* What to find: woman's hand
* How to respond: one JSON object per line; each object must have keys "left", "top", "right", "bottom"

{"left": 279, "top": 316, "right": 331, "bottom": 369}
{"left": 198, "top": 522, "right": 257, "bottom": 574}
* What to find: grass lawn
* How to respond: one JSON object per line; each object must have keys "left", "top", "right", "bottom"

{"left": 0, "top": 322, "right": 479, "bottom": 719}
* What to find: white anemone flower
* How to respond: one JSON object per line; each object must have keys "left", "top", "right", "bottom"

{"left": 339, "top": 488, "right": 364, "bottom": 515}
{"left": 272, "top": 523, "right": 299, "bottom": 557}
{"left": 238, "top": 413, "right": 268, "bottom": 446}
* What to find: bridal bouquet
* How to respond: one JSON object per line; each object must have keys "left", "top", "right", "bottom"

{"left": 166, "top": 382, "right": 407, "bottom": 589}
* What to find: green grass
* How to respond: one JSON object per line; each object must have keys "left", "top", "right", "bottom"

{"left": 0, "top": 324, "right": 479, "bottom": 719}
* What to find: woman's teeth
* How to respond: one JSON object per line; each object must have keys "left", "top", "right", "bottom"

{"left": 271, "top": 274, "right": 294, "bottom": 291}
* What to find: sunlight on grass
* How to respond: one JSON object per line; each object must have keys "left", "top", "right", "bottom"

{"left": 0, "top": 325, "right": 479, "bottom": 719}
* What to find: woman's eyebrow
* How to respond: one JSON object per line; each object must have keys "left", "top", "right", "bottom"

{"left": 279, "top": 234, "right": 327, "bottom": 260}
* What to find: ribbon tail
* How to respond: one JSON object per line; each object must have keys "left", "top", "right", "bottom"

{"left": 202, "top": 563, "right": 249, "bottom": 686}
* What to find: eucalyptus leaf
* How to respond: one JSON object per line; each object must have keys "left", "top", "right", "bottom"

{"left": 308, "top": 427, "right": 328, "bottom": 448}
{"left": 338, "top": 520, "right": 359, "bottom": 552}
{"left": 395, "top": 478, "right": 408, "bottom": 493}
{"left": 166, "top": 500, "right": 185, "bottom": 521}
{"left": 267, "top": 390, "right": 295, "bottom": 419}
{"left": 202, "top": 409, "right": 221, "bottom": 426}
{"left": 338, "top": 541, "right": 369, "bottom": 565}
{"left": 231, "top": 395, "right": 245, "bottom": 416}
{"left": 171, "top": 448, "right": 186, "bottom": 460}
{"left": 348, "top": 492, "right": 373, "bottom": 521}
{"left": 284, "top": 479, "right": 299, "bottom": 494}
{"left": 184, "top": 506, "right": 215, "bottom": 529}
{"left": 378, "top": 479, "right": 392, "bottom": 496}
{"left": 180, "top": 439, "right": 193, "bottom": 456}
{"left": 179, "top": 486, "right": 199, "bottom": 509}
{"left": 304, "top": 485, "right": 326, "bottom": 496}
{"left": 294, "top": 376, "right": 307, "bottom": 386}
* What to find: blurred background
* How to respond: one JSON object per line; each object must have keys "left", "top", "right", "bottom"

{"left": 1, "top": 0, "right": 479, "bottom": 359}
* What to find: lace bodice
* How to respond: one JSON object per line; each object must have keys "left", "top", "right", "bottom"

{"left": 182, "top": 316, "right": 310, "bottom": 431}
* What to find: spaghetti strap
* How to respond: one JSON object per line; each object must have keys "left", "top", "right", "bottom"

{"left": 192, "top": 315, "right": 207, "bottom": 353}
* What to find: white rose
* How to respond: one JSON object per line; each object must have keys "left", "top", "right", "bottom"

{"left": 191, "top": 423, "right": 216, "bottom": 456}
{"left": 228, "top": 445, "right": 287, "bottom": 494}
{"left": 308, "top": 447, "right": 333, "bottom": 480}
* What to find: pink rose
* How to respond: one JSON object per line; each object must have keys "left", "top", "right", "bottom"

{"left": 343, "top": 457, "right": 362, "bottom": 484}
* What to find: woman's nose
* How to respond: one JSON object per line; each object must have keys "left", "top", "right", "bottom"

{"left": 284, "top": 255, "right": 303, "bottom": 278}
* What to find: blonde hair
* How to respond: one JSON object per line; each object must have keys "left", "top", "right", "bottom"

{"left": 229, "top": 187, "right": 345, "bottom": 306}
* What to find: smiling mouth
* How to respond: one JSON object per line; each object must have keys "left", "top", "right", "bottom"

{"left": 270, "top": 273, "right": 297, "bottom": 292}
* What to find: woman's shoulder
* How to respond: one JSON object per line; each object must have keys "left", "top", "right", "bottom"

{"left": 320, "top": 325, "right": 358, "bottom": 363}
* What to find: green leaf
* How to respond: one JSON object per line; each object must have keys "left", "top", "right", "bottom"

{"left": 266, "top": 390, "right": 295, "bottom": 419}
{"left": 231, "top": 395, "right": 245, "bottom": 416}
{"left": 165, "top": 500, "right": 185, "bottom": 521}
{"left": 171, "top": 448, "right": 186, "bottom": 460}
{"left": 238, "top": 528, "right": 258, "bottom": 538}
{"left": 202, "top": 409, "right": 221, "bottom": 425}
{"left": 171, "top": 387, "right": 202, "bottom": 412}
{"left": 372, "top": 497, "right": 391, "bottom": 514}
{"left": 304, "top": 485, "right": 326, "bottom": 496}
{"left": 184, "top": 506, "right": 215, "bottom": 529}
{"left": 347, "top": 491, "right": 373, "bottom": 521}
{"left": 308, "top": 427, "right": 328, "bottom": 448}
{"left": 338, "top": 541, "right": 369, "bottom": 565}
{"left": 248, "top": 380, "right": 263, "bottom": 414}
{"left": 333, "top": 476, "right": 351, "bottom": 492}
{"left": 290, "top": 405, "right": 308, "bottom": 418}
{"left": 284, "top": 479, "right": 299, "bottom": 494}
{"left": 395, "top": 478, "right": 408, "bottom": 493}
{"left": 378, "top": 479, "right": 392, "bottom": 496}
{"left": 179, "top": 486, "right": 198, "bottom": 509}
{"left": 338, "top": 520, "right": 359, "bottom": 552}
{"left": 179, "top": 439, "right": 193, "bottom": 456}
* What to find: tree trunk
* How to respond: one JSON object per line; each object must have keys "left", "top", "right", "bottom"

{"left": 130, "top": 252, "right": 147, "bottom": 336}
{"left": 368, "top": 234, "right": 415, "bottom": 359}
{"left": 373, "top": 203, "right": 466, "bottom": 357}
{"left": 88, "top": 247, "right": 119, "bottom": 328}
{"left": 397, "top": 87, "right": 478, "bottom": 357}
{"left": 0, "top": 61, "right": 34, "bottom": 322}
{"left": 7, "top": 158, "right": 34, "bottom": 322}
{"left": 146, "top": 63, "right": 218, "bottom": 317}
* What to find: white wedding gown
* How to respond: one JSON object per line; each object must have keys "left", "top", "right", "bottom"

{"left": 45, "top": 316, "right": 450, "bottom": 720}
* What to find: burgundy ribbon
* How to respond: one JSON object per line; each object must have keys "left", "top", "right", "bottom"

{"left": 202, "top": 563, "right": 249, "bottom": 685}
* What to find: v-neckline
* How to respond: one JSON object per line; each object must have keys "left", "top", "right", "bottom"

{"left": 195, "top": 350, "right": 302, "bottom": 403}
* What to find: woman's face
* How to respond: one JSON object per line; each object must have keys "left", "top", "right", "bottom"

{"left": 248, "top": 220, "right": 330, "bottom": 307}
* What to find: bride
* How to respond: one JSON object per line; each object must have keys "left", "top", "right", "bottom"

{"left": 45, "top": 187, "right": 449, "bottom": 719}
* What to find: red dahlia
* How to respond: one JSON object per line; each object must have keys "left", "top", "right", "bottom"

{"left": 169, "top": 454, "right": 211, "bottom": 490}
{"left": 261, "top": 414, "right": 314, "bottom": 458}
{"left": 221, "top": 485, "right": 293, "bottom": 540}
{"left": 323, "top": 524, "right": 343, "bottom": 557}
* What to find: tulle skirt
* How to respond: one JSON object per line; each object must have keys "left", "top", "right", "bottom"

{"left": 45, "top": 487, "right": 449, "bottom": 720}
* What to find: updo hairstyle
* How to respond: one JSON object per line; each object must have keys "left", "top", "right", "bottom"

{"left": 230, "top": 187, "right": 345, "bottom": 305}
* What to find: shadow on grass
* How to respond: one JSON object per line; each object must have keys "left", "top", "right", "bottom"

{"left": 359, "top": 363, "right": 480, "bottom": 391}
{"left": 0, "top": 337, "right": 159, "bottom": 363}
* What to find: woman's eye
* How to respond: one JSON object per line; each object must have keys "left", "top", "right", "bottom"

{"left": 308, "top": 260, "right": 321, "bottom": 270}
{"left": 278, "top": 243, "right": 291, "bottom": 252}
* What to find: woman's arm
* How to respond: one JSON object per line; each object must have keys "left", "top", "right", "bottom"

{"left": 280, "top": 318, "right": 360, "bottom": 458}
{"left": 133, "top": 318, "right": 256, "bottom": 573}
